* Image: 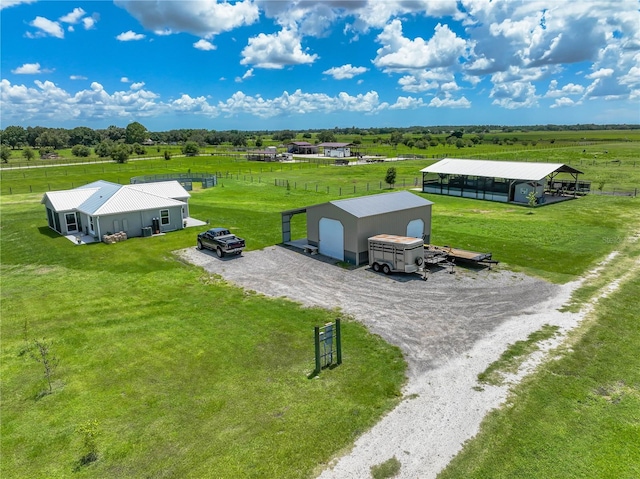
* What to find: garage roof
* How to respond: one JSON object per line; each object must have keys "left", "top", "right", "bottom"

{"left": 330, "top": 191, "right": 433, "bottom": 218}
{"left": 420, "top": 159, "right": 582, "bottom": 181}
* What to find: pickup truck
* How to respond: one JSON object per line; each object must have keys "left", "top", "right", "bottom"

{"left": 197, "top": 227, "right": 245, "bottom": 258}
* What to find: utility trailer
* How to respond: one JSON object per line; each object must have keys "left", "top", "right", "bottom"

{"left": 368, "top": 234, "right": 425, "bottom": 275}
{"left": 424, "top": 245, "right": 498, "bottom": 267}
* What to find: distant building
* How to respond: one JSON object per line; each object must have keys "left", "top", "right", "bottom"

{"left": 318, "top": 142, "right": 353, "bottom": 158}
{"left": 288, "top": 141, "right": 318, "bottom": 154}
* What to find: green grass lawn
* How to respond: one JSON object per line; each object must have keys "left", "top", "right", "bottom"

{"left": 438, "top": 244, "right": 640, "bottom": 479}
{"left": 2, "top": 131, "right": 639, "bottom": 478}
{"left": 1, "top": 194, "right": 405, "bottom": 478}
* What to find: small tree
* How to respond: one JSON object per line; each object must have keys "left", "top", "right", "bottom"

{"left": 22, "top": 146, "right": 35, "bottom": 161}
{"left": 31, "top": 338, "right": 59, "bottom": 395}
{"left": 110, "top": 143, "right": 130, "bottom": 163}
{"left": 527, "top": 190, "right": 538, "bottom": 209}
{"left": 71, "top": 144, "right": 91, "bottom": 157}
{"left": 133, "top": 143, "right": 146, "bottom": 155}
{"left": 1, "top": 145, "right": 11, "bottom": 163}
{"left": 94, "top": 140, "right": 113, "bottom": 158}
{"left": 76, "top": 419, "right": 100, "bottom": 465}
{"left": 385, "top": 167, "right": 397, "bottom": 188}
{"left": 164, "top": 150, "right": 171, "bottom": 161}
{"left": 182, "top": 141, "right": 200, "bottom": 156}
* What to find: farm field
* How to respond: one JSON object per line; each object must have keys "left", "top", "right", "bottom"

{"left": 1, "top": 129, "right": 639, "bottom": 478}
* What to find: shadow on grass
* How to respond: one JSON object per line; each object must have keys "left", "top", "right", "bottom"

{"left": 37, "top": 226, "right": 60, "bottom": 238}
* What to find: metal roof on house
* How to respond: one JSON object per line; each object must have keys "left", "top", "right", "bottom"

{"left": 128, "top": 181, "right": 190, "bottom": 199}
{"left": 42, "top": 180, "right": 187, "bottom": 216}
{"left": 329, "top": 191, "right": 433, "bottom": 218}
{"left": 84, "top": 187, "right": 184, "bottom": 215}
{"left": 42, "top": 188, "right": 100, "bottom": 212}
{"left": 420, "top": 159, "right": 582, "bottom": 181}
{"left": 289, "top": 141, "right": 313, "bottom": 146}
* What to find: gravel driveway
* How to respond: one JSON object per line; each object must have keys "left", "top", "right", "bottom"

{"left": 177, "top": 245, "right": 577, "bottom": 478}
{"left": 177, "top": 245, "right": 557, "bottom": 377}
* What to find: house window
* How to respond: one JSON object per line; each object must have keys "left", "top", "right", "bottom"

{"left": 160, "top": 209, "right": 170, "bottom": 225}
{"left": 65, "top": 212, "right": 78, "bottom": 232}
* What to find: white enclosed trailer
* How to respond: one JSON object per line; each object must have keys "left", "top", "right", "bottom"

{"left": 368, "top": 234, "right": 424, "bottom": 275}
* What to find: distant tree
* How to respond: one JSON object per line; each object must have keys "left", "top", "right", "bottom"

{"left": 272, "top": 130, "right": 296, "bottom": 142}
{"left": 415, "top": 140, "right": 427, "bottom": 149}
{"left": 429, "top": 139, "right": 439, "bottom": 147}
{"left": 255, "top": 137, "right": 263, "bottom": 148}
{"left": 164, "top": 150, "right": 171, "bottom": 161}
{"left": 182, "top": 141, "right": 200, "bottom": 156}
{"left": 2, "top": 125, "right": 26, "bottom": 149}
{"left": 102, "top": 125, "right": 125, "bottom": 142}
{"left": 69, "top": 126, "right": 99, "bottom": 146}
{"left": 317, "top": 130, "right": 336, "bottom": 143}
{"left": 110, "top": 143, "right": 130, "bottom": 163}
{"left": 26, "top": 126, "right": 46, "bottom": 147}
{"left": 22, "top": 146, "right": 35, "bottom": 161}
{"left": 1, "top": 145, "right": 12, "bottom": 163}
{"left": 39, "top": 146, "right": 55, "bottom": 157}
{"left": 455, "top": 139, "right": 465, "bottom": 149}
{"left": 385, "top": 167, "right": 397, "bottom": 187}
{"left": 94, "top": 140, "right": 113, "bottom": 158}
{"left": 302, "top": 132, "right": 312, "bottom": 139}
{"left": 36, "top": 129, "right": 69, "bottom": 149}
{"left": 132, "top": 143, "right": 146, "bottom": 155}
{"left": 389, "top": 131, "right": 404, "bottom": 147}
{"left": 352, "top": 137, "right": 362, "bottom": 145}
{"left": 71, "top": 144, "right": 91, "bottom": 157}
{"left": 125, "top": 121, "right": 147, "bottom": 144}
{"left": 231, "top": 134, "right": 247, "bottom": 147}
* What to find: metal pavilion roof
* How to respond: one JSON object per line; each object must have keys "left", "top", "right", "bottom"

{"left": 420, "top": 159, "right": 583, "bottom": 181}
{"left": 329, "top": 191, "right": 433, "bottom": 218}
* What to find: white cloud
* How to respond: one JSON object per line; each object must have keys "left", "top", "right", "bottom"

{"left": 241, "top": 28, "right": 318, "bottom": 69}
{"left": 114, "top": 0, "right": 259, "bottom": 38}
{"left": 193, "top": 39, "right": 216, "bottom": 51}
{"left": 0, "top": 0, "right": 37, "bottom": 10}
{"left": 70, "top": 75, "right": 88, "bottom": 80}
{"left": 323, "top": 64, "right": 368, "bottom": 80}
{"left": 586, "top": 68, "right": 614, "bottom": 79}
{"left": 389, "top": 96, "right": 425, "bottom": 110}
{"left": 235, "top": 69, "right": 254, "bottom": 82}
{"left": 116, "top": 30, "right": 146, "bottom": 42}
{"left": 131, "top": 82, "right": 145, "bottom": 90}
{"left": 545, "top": 80, "right": 584, "bottom": 98}
{"left": 550, "top": 97, "right": 577, "bottom": 108}
{"left": 373, "top": 20, "right": 468, "bottom": 71}
{"left": 397, "top": 69, "right": 455, "bottom": 93}
{"left": 11, "top": 62, "right": 45, "bottom": 74}
{"left": 59, "top": 7, "right": 86, "bottom": 24}
{"left": 490, "top": 81, "right": 538, "bottom": 109}
{"left": 120, "top": 77, "right": 130, "bottom": 83}
{"left": 82, "top": 16, "right": 97, "bottom": 30}
{"left": 428, "top": 94, "right": 471, "bottom": 108}
{"left": 28, "top": 16, "right": 64, "bottom": 39}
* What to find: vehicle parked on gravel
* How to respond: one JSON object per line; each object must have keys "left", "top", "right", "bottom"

{"left": 368, "top": 234, "right": 424, "bottom": 274}
{"left": 197, "top": 227, "right": 245, "bottom": 258}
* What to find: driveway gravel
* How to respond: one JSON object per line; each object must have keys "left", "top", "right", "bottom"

{"left": 176, "top": 245, "right": 581, "bottom": 478}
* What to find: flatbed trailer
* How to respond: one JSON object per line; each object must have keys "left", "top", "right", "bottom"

{"left": 425, "top": 245, "right": 498, "bottom": 267}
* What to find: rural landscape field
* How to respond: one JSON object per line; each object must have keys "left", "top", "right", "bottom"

{"left": 1, "top": 125, "right": 639, "bottom": 478}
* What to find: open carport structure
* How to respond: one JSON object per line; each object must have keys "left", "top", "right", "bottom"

{"left": 281, "top": 191, "right": 433, "bottom": 265}
{"left": 421, "top": 159, "right": 586, "bottom": 205}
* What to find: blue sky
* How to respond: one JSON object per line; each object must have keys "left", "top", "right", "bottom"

{"left": 1, "top": 0, "right": 639, "bottom": 131}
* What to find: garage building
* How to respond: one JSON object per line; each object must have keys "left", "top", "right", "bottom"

{"left": 282, "top": 191, "right": 433, "bottom": 265}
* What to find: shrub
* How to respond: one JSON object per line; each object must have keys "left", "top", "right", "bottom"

{"left": 71, "top": 144, "right": 91, "bottom": 157}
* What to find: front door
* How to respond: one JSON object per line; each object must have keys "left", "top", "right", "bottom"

{"left": 65, "top": 212, "right": 78, "bottom": 233}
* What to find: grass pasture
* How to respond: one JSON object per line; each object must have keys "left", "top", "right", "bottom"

{"left": 1, "top": 130, "right": 640, "bottom": 478}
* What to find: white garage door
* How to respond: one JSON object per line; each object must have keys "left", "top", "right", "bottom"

{"left": 319, "top": 218, "right": 344, "bottom": 261}
{"left": 406, "top": 219, "right": 424, "bottom": 239}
